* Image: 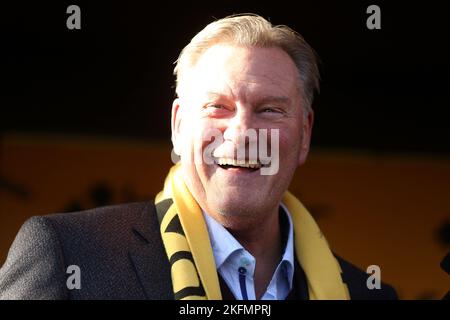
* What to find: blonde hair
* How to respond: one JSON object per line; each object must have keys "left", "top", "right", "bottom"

{"left": 174, "top": 14, "right": 320, "bottom": 113}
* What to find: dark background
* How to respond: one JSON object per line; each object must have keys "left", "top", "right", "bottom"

{"left": 1, "top": 1, "right": 449, "bottom": 152}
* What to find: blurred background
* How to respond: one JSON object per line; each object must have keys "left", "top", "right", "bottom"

{"left": 1, "top": 1, "right": 449, "bottom": 299}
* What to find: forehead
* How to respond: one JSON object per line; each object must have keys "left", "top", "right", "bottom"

{"left": 184, "top": 45, "right": 299, "bottom": 102}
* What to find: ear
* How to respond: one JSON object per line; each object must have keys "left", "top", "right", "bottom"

{"left": 298, "top": 109, "right": 314, "bottom": 166}
{"left": 171, "top": 98, "right": 183, "bottom": 156}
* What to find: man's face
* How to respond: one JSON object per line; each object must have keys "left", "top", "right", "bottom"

{"left": 172, "top": 45, "right": 313, "bottom": 223}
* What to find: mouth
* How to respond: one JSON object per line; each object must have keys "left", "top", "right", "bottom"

{"left": 213, "top": 157, "right": 268, "bottom": 172}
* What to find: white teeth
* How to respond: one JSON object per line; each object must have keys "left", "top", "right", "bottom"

{"left": 215, "top": 158, "right": 261, "bottom": 169}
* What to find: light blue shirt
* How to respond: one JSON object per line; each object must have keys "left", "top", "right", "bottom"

{"left": 202, "top": 204, "right": 295, "bottom": 300}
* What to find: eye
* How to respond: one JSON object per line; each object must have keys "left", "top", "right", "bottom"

{"left": 204, "top": 103, "right": 229, "bottom": 111}
{"left": 208, "top": 104, "right": 225, "bottom": 109}
{"left": 261, "top": 107, "right": 281, "bottom": 114}
{"left": 202, "top": 103, "right": 231, "bottom": 117}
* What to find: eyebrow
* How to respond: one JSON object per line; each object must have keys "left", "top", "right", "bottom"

{"left": 205, "top": 92, "right": 292, "bottom": 106}
{"left": 255, "top": 95, "right": 292, "bottom": 107}
{"left": 205, "top": 92, "right": 227, "bottom": 99}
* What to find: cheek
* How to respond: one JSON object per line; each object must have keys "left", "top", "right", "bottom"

{"left": 196, "top": 121, "right": 223, "bottom": 153}
{"left": 180, "top": 117, "right": 210, "bottom": 153}
{"left": 182, "top": 121, "right": 221, "bottom": 175}
{"left": 278, "top": 127, "right": 302, "bottom": 163}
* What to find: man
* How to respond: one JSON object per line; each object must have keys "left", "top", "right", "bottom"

{"left": 0, "top": 14, "right": 397, "bottom": 300}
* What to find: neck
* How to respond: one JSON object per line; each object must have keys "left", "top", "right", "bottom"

{"left": 227, "top": 209, "right": 282, "bottom": 259}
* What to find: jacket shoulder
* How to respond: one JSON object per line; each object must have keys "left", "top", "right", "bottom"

{"left": 0, "top": 201, "right": 171, "bottom": 300}
{"left": 45, "top": 201, "right": 153, "bottom": 229}
{"left": 0, "top": 215, "right": 69, "bottom": 299}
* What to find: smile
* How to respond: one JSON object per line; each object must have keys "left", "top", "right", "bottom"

{"left": 213, "top": 157, "right": 269, "bottom": 171}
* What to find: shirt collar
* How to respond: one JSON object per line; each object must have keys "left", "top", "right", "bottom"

{"left": 278, "top": 203, "right": 295, "bottom": 289}
{"left": 202, "top": 203, "right": 295, "bottom": 287}
{"left": 202, "top": 211, "right": 243, "bottom": 269}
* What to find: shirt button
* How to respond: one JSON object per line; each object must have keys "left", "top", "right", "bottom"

{"left": 238, "top": 267, "right": 247, "bottom": 275}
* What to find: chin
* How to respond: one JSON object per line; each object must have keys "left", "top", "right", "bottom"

{"left": 213, "top": 195, "right": 264, "bottom": 218}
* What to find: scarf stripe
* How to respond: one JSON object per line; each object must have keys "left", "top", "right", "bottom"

{"left": 155, "top": 196, "right": 207, "bottom": 300}
{"left": 155, "top": 198, "right": 174, "bottom": 224}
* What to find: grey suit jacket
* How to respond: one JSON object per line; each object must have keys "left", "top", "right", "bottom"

{"left": 0, "top": 201, "right": 397, "bottom": 300}
{"left": 0, "top": 202, "right": 173, "bottom": 299}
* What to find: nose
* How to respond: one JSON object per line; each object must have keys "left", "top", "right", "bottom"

{"left": 222, "top": 106, "right": 254, "bottom": 143}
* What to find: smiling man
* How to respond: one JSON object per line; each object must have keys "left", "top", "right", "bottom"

{"left": 0, "top": 14, "right": 397, "bottom": 300}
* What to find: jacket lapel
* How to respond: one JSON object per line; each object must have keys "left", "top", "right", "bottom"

{"left": 128, "top": 202, "right": 174, "bottom": 300}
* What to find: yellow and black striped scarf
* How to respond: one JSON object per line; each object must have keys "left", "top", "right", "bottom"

{"left": 155, "top": 164, "right": 350, "bottom": 300}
